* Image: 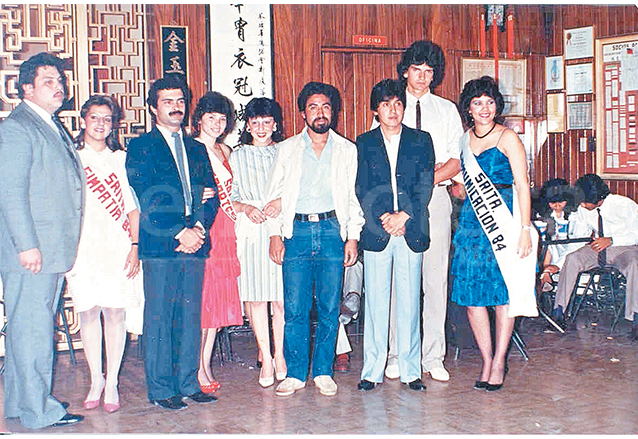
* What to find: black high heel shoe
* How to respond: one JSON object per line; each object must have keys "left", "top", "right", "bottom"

{"left": 474, "top": 381, "right": 488, "bottom": 390}
{"left": 486, "top": 364, "right": 508, "bottom": 392}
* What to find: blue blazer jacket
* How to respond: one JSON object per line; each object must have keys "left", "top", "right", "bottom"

{"left": 356, "top": 124, "right": 435, "bottom": 253}
{"left": 125, "top": 127, "right": 218, "bottom": 259}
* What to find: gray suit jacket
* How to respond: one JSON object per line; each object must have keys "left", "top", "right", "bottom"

{"left": 0, "top": 102, "right": 84, "bottom": 273}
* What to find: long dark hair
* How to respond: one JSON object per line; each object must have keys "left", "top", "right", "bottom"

{"left": 75, "top": 95, "right": 123, "bottom": 151}
{"left": 238, "top": 97, "right": 285, "bottom": 145}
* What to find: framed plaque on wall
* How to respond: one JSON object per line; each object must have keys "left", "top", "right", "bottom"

{"left": 595, "top": 34, "right": 638, "bottom": 180}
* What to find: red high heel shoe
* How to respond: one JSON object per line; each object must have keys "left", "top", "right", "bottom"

{"left": 200, "top": 380, "right": 222, "bottom": 394}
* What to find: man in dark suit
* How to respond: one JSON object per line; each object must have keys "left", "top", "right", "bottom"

{"left": 0, "top": 52, "right": 84, "bottom": 428}
{"left": 356, "top": 79, "right": 435, "bottom": 392}
{"left": 125, "top": 75, "right": 218, "bottom": 410}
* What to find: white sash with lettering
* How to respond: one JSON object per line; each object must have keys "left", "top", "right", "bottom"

{"left": 460, "top": 132, "right": 538, "bottom": 318}
{"left": 209, "top": 152, "right": 238, "bottom": 222}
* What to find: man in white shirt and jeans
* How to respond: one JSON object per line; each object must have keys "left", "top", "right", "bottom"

{"left": 384, "top": 40, "right": 464, "bottom": 382}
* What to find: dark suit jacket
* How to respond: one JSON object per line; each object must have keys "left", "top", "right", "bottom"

{"left": 0, "top": 102, "right": 84, "bottom": 273}
{"left": 125, "top": 127, "right": 218, "bottom": 259}
{"left": 356, "top": 124, "right": 435, "bottom": 253}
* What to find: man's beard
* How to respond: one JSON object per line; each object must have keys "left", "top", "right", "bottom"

{"left": 307, "top": 117, "right": 331, "bottom": 134}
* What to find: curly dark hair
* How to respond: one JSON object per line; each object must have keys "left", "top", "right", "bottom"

{"left": 146, "top": 74, "right": 191, "bottom": 125}
{"left": 75, "top": 95, "right": 123, "bottom": 152}
{"left": 18, "top": 52, "right": 68, "bottom": 102}
{"left": 238, "top": 97, "right": 285, "bottom": 145}
{"left": 574, "top": 173, "right": 610, "bottom": 205}
{"left": 296, "top": 82, "right": 341, "bottom": 128}
{"left": 191, "top": 91, "right": 235, "bottom": 142}
{"left": 458, "top": 75, "right": 505, "bottom": 128}
{"left": 396, "top": 40, "right": 446, "bottom": 91}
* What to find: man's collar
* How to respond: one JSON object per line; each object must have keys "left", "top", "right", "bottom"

{"left": 406, "top": 89, "right": 431, "bottom": 102}
{"left": 156, "top": 124, "right": 182, "bottom": 141}
{"left": 23, "top": 99, "right": 56, "bottom": 125}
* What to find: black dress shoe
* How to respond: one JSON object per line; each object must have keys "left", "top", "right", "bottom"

{"left": 153, "top": 396, "right": 187, "bottom": 410}
{"left": 357, "top": 379, "right": 376, "bottom": 391}
{"left": 404, "top": 378, "right": 426, "bottom": 391}
{"left": 486, "top": 382, "right": 503, "bottom": 392}
{"left": 185, "top": 391, "right": 217, "bottom": 403}
{"left": 52, "top": 413, "right": 84, "bottom": 427}
{"left": 474, "top": 381, "right": 488, "bottom": 390}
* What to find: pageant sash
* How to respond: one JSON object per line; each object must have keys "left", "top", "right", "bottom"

{"left": 84, "top": 164, "right": 131, "bottom": 236}
{"left": 209, "top": 152, "right": 238, "bottom": 222}
{"left": 459, "top": 132, "right": 538, "bottom": 318}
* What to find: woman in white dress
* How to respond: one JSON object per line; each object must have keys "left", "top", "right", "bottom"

{"left": 229, "top": 98, "right": 286, "bottom": 387}
{"left": 65, "top": 96, "right": 142, "bottom": 413}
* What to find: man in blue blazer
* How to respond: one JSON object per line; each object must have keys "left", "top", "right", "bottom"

{"left": 126, "top": 75, "right": 218, "bottom": 410}
{"left": 0, "top": 53, "right": 85, "bottom": 428}
{"left": 356, "top": 79, "right": 435, "bottom": 392}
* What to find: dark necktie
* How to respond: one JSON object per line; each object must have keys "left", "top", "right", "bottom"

{"left": 416, "top": 100, "right": 422, "bottom": 131}
{"left": 52, "top": 115, "right": 72, "bottom": 145}
{"left": 52, "top": 115, "right": 80, "bottom": 172}
{"left": 171, "top": 132, "right": 193, "bottom": 215}
{"left": 597, "top": 207, "right": 606, "bottom": 267}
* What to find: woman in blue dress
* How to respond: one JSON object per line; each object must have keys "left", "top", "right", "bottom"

{"left": 451, "top": 76, "right": 533, "bottom": 391}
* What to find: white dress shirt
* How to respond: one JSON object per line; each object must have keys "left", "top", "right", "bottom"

{"left": 156, "top": 125, "right": 192, "bottom": 216}
{"left": 24, "top": 99, "right": 58, "bottom": 132}
{"left": 382, "top": 127, "right": 402, "bottom": 212}
{"left": 570, "top": 194, "right": 638, "bottom": 247}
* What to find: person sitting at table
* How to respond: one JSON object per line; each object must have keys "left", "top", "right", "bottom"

{"left": 537, "top": 178, "right": 584, "bottom": 292}
{"left": 553, "top": 174, "right": 638, "bottom": 328}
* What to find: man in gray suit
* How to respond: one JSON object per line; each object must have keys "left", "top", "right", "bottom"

{"left": 0, "top": 52, "right": 85, "bottom": 429}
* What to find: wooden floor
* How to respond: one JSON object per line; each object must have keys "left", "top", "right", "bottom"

{"left": 2, "top": 311, "right": 638, "bottom": 434}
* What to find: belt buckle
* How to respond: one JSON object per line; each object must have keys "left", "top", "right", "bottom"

{"left": 308, "top": 213, "right": 320, "bottom": 222}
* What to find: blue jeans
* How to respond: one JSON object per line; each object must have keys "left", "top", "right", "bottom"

{"left": 283, "top": 217, "right": 344, "bottom": 381}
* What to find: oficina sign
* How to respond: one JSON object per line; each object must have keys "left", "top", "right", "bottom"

{"left": 353, "top": 35, "right": 388, "bottom": 47}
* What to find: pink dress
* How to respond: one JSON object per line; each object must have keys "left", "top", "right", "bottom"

{"left": 200, "top": 155, "right": 243, "bottom": 329}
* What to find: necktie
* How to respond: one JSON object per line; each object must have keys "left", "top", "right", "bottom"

{"left": 597, "top": 207, "right": 606, "bottom": 267}
{"left": 171, "top": 132, "right": 193, "bottom": 215}
{"left": 416, "top": 100, "right": 422, "bottom": 131}
{"left": 52, "top": 115, "right": 72, "bottom": 145}
{"left": 52, "top": 115, "right": 80, "bottom": 172}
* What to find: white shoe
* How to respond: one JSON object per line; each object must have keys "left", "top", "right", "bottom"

{"left": 384, "top": 364, "right": 400, "bottom": 380}
{"left": 275, "top": 377, "right": 305, "bottom": 396}
{"left": 313, "top": 375, "right": 338, "bottom": 396}
{"left": 429, "top": 366, "right": 450, "bottom": 382}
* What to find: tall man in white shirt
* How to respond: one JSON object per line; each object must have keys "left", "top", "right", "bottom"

{"left": 385, "top": 40, "right": 464, "bottom": 382}
{"left": 554, "top": 174, "right": 638, "bottom": 326}
{"left": 265, "top": 82, "right": 364, "bottom": 397}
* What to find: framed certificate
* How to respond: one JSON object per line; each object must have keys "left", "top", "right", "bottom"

{"left": 461, "top": 58, "right": 527, "bottom": 116}
{"left": 547, "top": 93, "right": 565, "bottom": 133}
{"left": 565, "top": 63, "right": 593, "bottom": 95}
{"left": 564, "top": 26, "right": 594, "bottom": 60}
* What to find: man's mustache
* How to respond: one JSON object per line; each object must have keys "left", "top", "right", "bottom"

{"left": 169, "top": 110, "right": 184, "bottom": 117}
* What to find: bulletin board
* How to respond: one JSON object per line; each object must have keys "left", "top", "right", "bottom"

{"left": 595, "top": 34, "right": 638, "bottom": 180}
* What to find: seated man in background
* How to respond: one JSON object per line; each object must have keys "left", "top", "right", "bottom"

{"left": 553, "top": 174, "right": 638, "bottom": 329}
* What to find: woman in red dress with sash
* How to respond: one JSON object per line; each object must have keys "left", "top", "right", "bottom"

{"left": 192, "top": 92, "right": 243, "bottom": 393}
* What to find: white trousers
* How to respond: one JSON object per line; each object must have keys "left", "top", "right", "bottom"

{"left": 388, "top": 186, "right": 452, "bottom": 371}
{"left": 361, "top": 236, "right": 423, "bottom": 383}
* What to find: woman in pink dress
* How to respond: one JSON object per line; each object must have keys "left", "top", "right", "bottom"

{"left": 192, "top": 91, "right": 243, "bottom": 393}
